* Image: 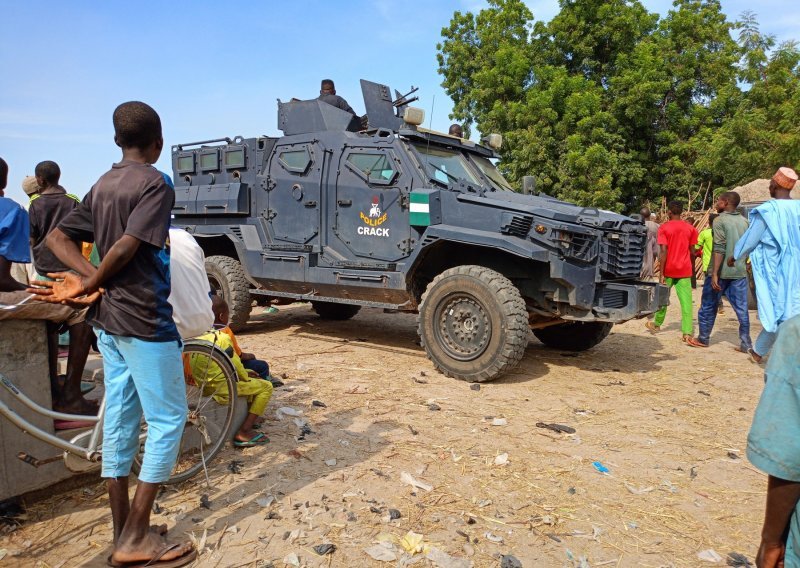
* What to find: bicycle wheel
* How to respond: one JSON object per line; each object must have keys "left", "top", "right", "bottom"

{"left": 132, "top": 338, "right": 238, "bottom": 485}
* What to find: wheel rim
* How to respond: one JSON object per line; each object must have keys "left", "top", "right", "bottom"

{"left": 207, "top": 274, "right": 225, "bottom": 300}
{"left": 433, "top": 293, "right": 492, "bottom": 361}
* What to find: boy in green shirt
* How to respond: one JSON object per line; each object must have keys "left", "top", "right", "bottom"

{"left": 686, "top": 192, "right": 751, "bottom": 350}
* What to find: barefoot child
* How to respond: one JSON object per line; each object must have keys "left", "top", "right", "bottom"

{"left": 186, "top": 328, "right": 273, "bottom": 447}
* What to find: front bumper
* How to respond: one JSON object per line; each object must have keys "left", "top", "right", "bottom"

{"left": 587, "top": 281, "right": 669, "bottom": 323}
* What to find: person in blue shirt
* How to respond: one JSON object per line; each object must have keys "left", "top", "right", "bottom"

{"left": 747, "top": 314, "right": 800, "bottom": 567}
{"left": 733, "top": 167, "right": 800, "bottom": 363}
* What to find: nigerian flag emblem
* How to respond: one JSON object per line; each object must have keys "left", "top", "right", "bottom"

{"left": 409, "top": 192, "right": 431, "bottom": 226}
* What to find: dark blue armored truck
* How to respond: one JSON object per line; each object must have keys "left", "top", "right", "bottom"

{"left": 171, "top": 80, "right": 669, "bottom": 382}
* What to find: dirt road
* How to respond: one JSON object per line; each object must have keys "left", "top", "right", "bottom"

{"left": 0, "top": 290, "right": 766, "bottom": 567}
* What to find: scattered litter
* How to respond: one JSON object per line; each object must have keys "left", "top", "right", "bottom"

{"left": 345, "top": 385, "right": 369, "bottom": 394}
{"left": 365, "top": 543, "right": 398, "bottom": 562}
{"left": 283, "top": 552, "right": 300, "bottom": 567}
{"left": 567, "top": 487, "right": 576, "bottom": 495}
{"left": 726, "top": 552, "right": 753, "bottom": 566}
{"left": 727, "top": 451, "right": 739, "bottom": 460}
{"left": 225, "top": 525, "right": 239, "bottom": 534}
{"left": 625, "top": 521, "right": 638, "bottom": 530}
{"left": 698, "top": 549, "right": 723, "bottom": 563}
{"left": 624, "top": 483, "right": 654, "bottom": 495}
{"left": 536, "top": 422, "right": 576, "bottom": 434}
{"left": 428, "top": 403, "right": 441, "bottom": 411}
{"left": 339, "top": 439, "right": 350, "bottom": 446}
{"left": 228, "top": 460, "right": 243, "bottom": 474}
{"left": 313, "top": 543, "right": 336, "bottom": 556}
{"left": 311, "top": 400, "right": 326, "bottom": 408}
{"left": 500, "top": 554, "right": 522, "bottom": 568}
{"left": 0, "top": 550, "right": 7, "bottom": 561}
{"left": 477, "top": 499, "right": 492, "bottom": 508}
{"left": 484, "top": 532, "right": 504, "bottom": 543}
{"left": 188, "top": 529, "right": 208, "bottom": 555}
{"left": 401, "top": 471, "right": 433, "bottom": 492}
{"left": 661, "top": 479, "right": 679, "bottom": 493}
{"left": 325, "top": 458, "right": 337, "bottom": 466}
{"left": 408, "top": 424, "right": 419, "bottom": 436}
{"left": 276, "top": 406, "right": 303, "bottom": 419}
{"left": 287, "top": 449, "right": 312, "bottom": 461}
{"left": 389, "top": 508, "right": 402, "bottom": 520}
{"left": 199, "top": 494, "right": 211, "bottom": 509}
{"left": 413, "top": 376, "right": 428, "bottom": 384}
{"left": 690, "top": 466, "right": 698, "bottom": 480}
{"left": 492, "top": 418, "right": 508, "bottom": 426}
{"left": 400, "top": 531, "right": 425, "bottom": 553}
{"left": 426, "top": 546, "right": 471, "bottom": 568}
{"left": 494, "top": 453, "right": 509, "bottom": 466}
{"left": 470, "top": 384, "right": 480, "bottom": 391}
{"left": 592, "top": 461, "right": 610, "bottom": 474}
{"left": 698, "top": 390, "right": 711, "bottom": 397}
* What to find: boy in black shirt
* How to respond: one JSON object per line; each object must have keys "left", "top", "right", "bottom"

{"left": 28, "top": 160, "right": 94, "bottom": 416}
{"left": 33, "top": 103, "right": 195, "bottom": 567}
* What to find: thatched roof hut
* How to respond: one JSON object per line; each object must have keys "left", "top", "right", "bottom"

{"left": 732, "top": 178, "right": 800, "bottom": 202}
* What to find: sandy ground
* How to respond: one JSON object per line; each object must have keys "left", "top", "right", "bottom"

{"left": 0, "top": 287, "right": 768, "bottom": 567}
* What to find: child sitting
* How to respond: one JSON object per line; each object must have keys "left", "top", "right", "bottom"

{"left": 211, "top": 295, "right": 283, "bottom": 387}
{"left": 185, "top": 328, "right": 273, "bottom": 447}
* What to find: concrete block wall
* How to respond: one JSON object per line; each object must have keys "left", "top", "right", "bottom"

{"left": 0, "top": 320, "right": 76, "bottom": 501}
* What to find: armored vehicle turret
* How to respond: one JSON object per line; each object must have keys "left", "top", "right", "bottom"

{"left": 171, "top": 79, "right": 668, "bottom": 382}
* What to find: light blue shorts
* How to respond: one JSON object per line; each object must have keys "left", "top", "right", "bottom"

{"left": 95, "top": 329, "right": 186, "bottom": 483}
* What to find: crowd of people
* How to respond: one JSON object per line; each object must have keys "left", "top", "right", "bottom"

{"left": 1, "top": 95, "right": 799, "bottom": 565}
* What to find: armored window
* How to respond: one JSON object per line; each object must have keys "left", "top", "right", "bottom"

{"left": 199, "top": 150, "right": 219, "bottom": 171}
{"left": 278, "top": 148, "right": 312, "bottom": 174}
{"left": 176, "top": 154, "right": 195, "bottom": 174}
{"left": 345, "top": 153, "right": 397, "bottom": 185}
{"left": 224, "top": 147, "right": 245, "bottom": 169}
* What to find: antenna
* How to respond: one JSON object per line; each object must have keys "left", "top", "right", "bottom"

{"left": 424, "top": 95, "right": 435, "bottom": 175}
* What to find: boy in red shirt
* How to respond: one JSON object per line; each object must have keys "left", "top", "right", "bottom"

{"left": 646, "top": 201, "right": 698, "bottom": 341}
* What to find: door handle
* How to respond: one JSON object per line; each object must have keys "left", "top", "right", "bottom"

{"left": 337, "top": 199, "right": 352, "bottom": 207}
{"left": 304, "top": 200, "right": 317, "bottom": 208}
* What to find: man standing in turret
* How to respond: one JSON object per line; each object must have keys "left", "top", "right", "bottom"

{"left": 318, "top": 79, "right": 355, "bottom": 115}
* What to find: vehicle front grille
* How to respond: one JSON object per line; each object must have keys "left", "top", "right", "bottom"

{"left": 599, "top": 287, "right": 627, "bottom": 309}
{"left": 600, "top": 229, "right": 645, "bottom": 278}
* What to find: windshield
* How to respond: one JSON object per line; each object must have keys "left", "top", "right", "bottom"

{"left": 412, "top": 143, "right": 480, "bottom": 186}
{"left": 470, "top": 155, "right": 514, "bottom": 192}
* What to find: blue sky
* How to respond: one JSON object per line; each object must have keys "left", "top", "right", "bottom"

{"left": 1, "top": 0, "right": 796, "bottom": 204}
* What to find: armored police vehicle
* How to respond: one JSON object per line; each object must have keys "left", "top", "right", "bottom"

{"left": 171, "top": 80, "right": 668, "bottom": 382}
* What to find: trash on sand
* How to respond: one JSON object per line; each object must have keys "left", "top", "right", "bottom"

{"left": 426, "top": 546, "right": 471, "bottom": 568}
{"left": 626, "top": 521, "right": 638, "bottom": 530}
{"left": 312, "top": 400, "right": 327, "bottom": 408}
{"left": 365, "top": 543, "right": 398, "bottom": 562}
{"left": 428, "top": 403, "right": 442, "bottom": 411}
{"left": 484, "top": 532, "right": 504, "bottom": 543}
{"left": 325, "top": 458, "right": 337, "bottom": 466}
{"left": 494, "top": 453, "right": 509, "bottom": 466}
{"left": 228, "top": 460, "right": 244, "bottom": 474}
{"left": 491, "top": 418, "right": 508, "bottom": 426}
{"left": 470, "top": 384, "right": 480, "bottom": 391}
{"left": 592, "top": 461, "right": 610, "bottom": 474}
{"left": 276, "top": 406, "right": 303, "bottom": 419}
{"left": 698, "top": 549, "right": 723, "bottom": 563}
{"left": 624, "top": 483, "right": 654, "bottom": 495}
{"left": 661, "top": 479, "right": 679, "bottom": 493}
{"left": 313, "top": 543, "right": 336, "bottom": 556}
{"left": 388, "top": 508, "right": 402, "bottom": 520}
{"left": 256, "top": 495, "right": 276, "bottom": 508}
{"left": 401, "top": 471, "right": 433, "bottom": 492}
{"left": 726, "top": 552, "right": 753, "bottom": 567}
{"left": 400, "top": 531, "right": 426, "bottom": 553}
{"left": 536, "top": 422, "right": 576, "bottom": 434}
{"left": 188, "top": 529, "right": 208, "bottom": 555}
{"left": 283, "top": 552, "right": 300, "bottom": 566}
{"left": 199, "top": 494, "right": 211, "bottom": 509}
{"left": 727, "top": 451, "right": 740, "bottom": 460}
{"left": 500, "top": 554, "right": 523, "bottom": 568}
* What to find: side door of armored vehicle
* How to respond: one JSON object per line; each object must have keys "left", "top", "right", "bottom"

{"left": 327, "top": 146, "right": 413, "bottom": 264}
{"left": 266, "top": 141, "right": 326, "bottom": 250}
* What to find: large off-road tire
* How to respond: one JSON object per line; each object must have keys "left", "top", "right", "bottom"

{"left": 418, "top": 265, "right": 529, "bottom": 383}
{"left": 533, "top": 321, "right": 613, "bottom": 351}
{"left": 205, "top": 255, "right": 252, "bottom": 332}
{"left": 311, "top": 301, "right": 361, "bottom": 321}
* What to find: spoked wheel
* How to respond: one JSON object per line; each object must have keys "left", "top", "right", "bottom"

{"left": 132, "top": 339, "right": 238, "bottom": 485}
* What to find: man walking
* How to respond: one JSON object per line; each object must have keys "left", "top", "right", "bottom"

{"left": 685, "top": 192, "right": 751, "bottom": 350}
{"left": 732, "top": 167, "right": 800, "bottom": 363}
{"left": 646, "top": 201, "right": 698, "bottom": 341}
{"left": 640, "top": 206, "right": 659, "bottom": 280}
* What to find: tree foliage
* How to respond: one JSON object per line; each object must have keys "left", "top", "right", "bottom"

{"left": 437, "top": 0, "right": 800, "bottom": 212}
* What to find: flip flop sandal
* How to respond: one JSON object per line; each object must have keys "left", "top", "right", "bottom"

{"left": 109, "top": 544, "right": 197, "bottom": 568}
{"left": 685, "top": 337, "right": 708, "bottom": 348}
{"left": 645, "top": 322, "right": 660, "bottom": 333}
{"left": 233, "top": 432, "right": 270, "bottom": 447}
{"left": 747, "top": 349, "right": 763, "bottom": 364}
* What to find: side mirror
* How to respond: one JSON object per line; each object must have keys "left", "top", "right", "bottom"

{"left": 521, "top": 176, "right": 536, "bottom": 195}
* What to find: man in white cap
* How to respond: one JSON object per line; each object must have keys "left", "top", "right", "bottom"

{"left": 22, "top": 175, "right": 40, "bottom": 203}
{"left": 732, "top": 166, "right": 800, "bottom": 363}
